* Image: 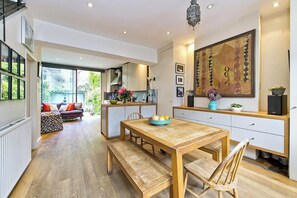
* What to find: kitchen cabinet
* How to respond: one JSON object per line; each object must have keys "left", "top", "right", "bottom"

{"left": 101, "top": 103, "right": 156, "bottom": 139}
{"left": 173, "top": 106, "right": 289, "bottom": 157}
{"left": 122, "top": 63, "right": 147, "bottom": 91}
{"left": 140, "top": 105, "right": 157, "bottom": 118}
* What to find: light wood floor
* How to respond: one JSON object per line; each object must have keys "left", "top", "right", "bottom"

{"left": 9, "top": 116, "right": 297, "bottom": 198}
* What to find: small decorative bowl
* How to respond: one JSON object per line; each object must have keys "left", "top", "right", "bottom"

{"left": 109, "top": 100, "right": 118, "bottom": 105}
{"left": 149, "top": 118, "right": 171, "bottom": 126}
{"left": 271, "top": 88, "right": 286, "bottom": 96}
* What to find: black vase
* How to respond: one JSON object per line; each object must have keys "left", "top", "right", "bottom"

{"left": 187, "top": 95, "right": 194, "bottom": 107}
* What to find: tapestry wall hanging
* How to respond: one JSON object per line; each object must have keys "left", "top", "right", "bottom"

{"left": 194, "top": 29, "right": 255, "bottom": 97}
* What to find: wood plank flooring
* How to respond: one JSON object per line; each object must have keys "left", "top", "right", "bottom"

{"left": 9, "top": 116, "right": 297, "bottom": 198}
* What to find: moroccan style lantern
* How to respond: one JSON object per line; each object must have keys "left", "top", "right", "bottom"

{"left": 186, "top": 0, "right": 201, "bottom": 30}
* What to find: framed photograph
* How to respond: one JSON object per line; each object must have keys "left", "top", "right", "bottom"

{"left": 11, "top": 77, "right": 19, "bottom": 100}
{"left": 20, "top": 56, "right": 25, "bottom": 77}
{"left": 21, "top": 16, "right": 34, "bottom": 52}
{"left": 194, "top": 29, "right": 255, "bottom": 97}
{"left": 0, "top": 73, "right": 10, "bottom": 100}
{"left": 176, "top": 87, "right": 184, "bottom": 97}
{"left": 19, "top": 80, "right": 25, "bottom": 100}
{"left": 176, "top": 75, "right": 184, "bottom": 85}
{"left": 11, "top": 50, "right": 20, "bottom": 75}
{"left": 0, "top": 41, "right": 10, "bottom": 72}
{"left": 175, "top": 63, "right": 185, "bottom": 74}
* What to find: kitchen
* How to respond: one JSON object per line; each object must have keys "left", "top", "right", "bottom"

{"left": 101, "top": 63, "right": 158, "bottom": 139}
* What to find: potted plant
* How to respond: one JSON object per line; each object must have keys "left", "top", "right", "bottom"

{"left": 186, "top": 90, "right": 194, "bottom": 107}
{"left": 269, "top": 85, "right": 286, "bottom": 96}
{"left": 118, "top": 87, "right": 133, "bottom": 103}
{"left": 230, "top": 103, "right": 243, "bottom": 112}
{"left": 206, "top": 88, "right": 221, "bottom": 110}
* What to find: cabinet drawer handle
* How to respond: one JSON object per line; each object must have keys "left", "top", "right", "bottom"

{"left": 251, "top": 123, "right": 255, "bottom": 126}
{"left": 291, "top": 106, "right": 297, "bottom": 110}
{"left": 209, "top": 117, "right": 213, "bottom": 119}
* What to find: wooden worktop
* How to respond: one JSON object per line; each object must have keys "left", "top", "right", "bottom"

{"left": 102, "top": 102, "right": 157, "bottom": 107}
{"left": 174, "top": 106, "right": 289, "bottom": 120}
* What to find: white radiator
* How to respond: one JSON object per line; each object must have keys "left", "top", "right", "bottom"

{"left": 0, "top": 118, "right": 31, "bottom": 198}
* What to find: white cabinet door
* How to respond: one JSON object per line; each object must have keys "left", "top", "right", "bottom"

{"left": 141, "top": 105, "right": 156, "bottom": 118}
{"left": 232, "top": 115, "right": 284, "bottom": 136}
{"left": 138, "top": 64, "right": 147, "bottom": 90}
{"left": 125, "top": 106, "right": 140, "bottom": 119}
{"left": 108, "top": 107, "right": 125, "bottom": 138}
{"left": 231, "top": 127, "right": 284, "bottom": 153}
{"left": 122, "top": 64, "right": 128, "bottom": 89}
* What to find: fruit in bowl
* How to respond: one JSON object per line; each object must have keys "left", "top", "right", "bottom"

{"left": 149, "top": 115, "right": 171, "bottom": 126}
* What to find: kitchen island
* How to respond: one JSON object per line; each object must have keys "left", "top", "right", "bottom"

{"left": 101, "top": 102, "right": 157, "bottom": 139}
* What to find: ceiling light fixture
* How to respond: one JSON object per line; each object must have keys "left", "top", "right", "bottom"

{"left": 187, "top": 0, "right": 201, "bottom": 30}
{"left": 87, "top": 2, "right": 93, "bottom": 8}
{"left": 207, "top": 4, "right": 213, "bottom": 9}
{"left": 167, "top": 32, "right": 170, "bottom": 35}
{"left": 123, "top": 31, "right": 127, "bottom": 34}
{"left": 273, "top": 2, "right": 280, "bottom": 8}
{"left": 55, "top": 58, "right": 59, "bottom": 61}
{"left": 80, "top": 57, "right": 82, "bottom": 60}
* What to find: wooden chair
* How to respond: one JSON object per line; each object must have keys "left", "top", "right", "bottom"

{"left": 184, "top": 138, "right": 251, "bottom": 198}
{"left": 127, "top": 112, "right": 155, "bottom": 155}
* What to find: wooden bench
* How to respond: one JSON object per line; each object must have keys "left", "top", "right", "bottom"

{"left": 107, "top": 141, "right": 172, "bottom": 198}
{"left": 199, "top": 141, "right": 222, "bottom": 162}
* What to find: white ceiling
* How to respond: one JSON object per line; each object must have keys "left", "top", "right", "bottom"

{"left": 25, "top": 0, "right": 289, "bottom": 68}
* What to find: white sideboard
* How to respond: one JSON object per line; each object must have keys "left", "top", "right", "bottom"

{"left": 101, "top": 103, "right": 157, "bottom": 139}
{"left": 173, "top": 106, "right": 289, "bottom": 157}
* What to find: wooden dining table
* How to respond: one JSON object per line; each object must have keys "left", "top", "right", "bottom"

{"left": 120, "top": 118, "right": 230, "bottom": 198}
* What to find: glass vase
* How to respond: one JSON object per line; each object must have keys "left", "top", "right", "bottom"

{"left": 208, "top": 100, "right": 217, "bottom": 110}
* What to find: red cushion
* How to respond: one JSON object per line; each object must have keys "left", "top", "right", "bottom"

{"left": 66, "top": 103, "right": 75, "bottom": 111}
{"left": 42, "top": 103, "right": 51, "bottom": 112}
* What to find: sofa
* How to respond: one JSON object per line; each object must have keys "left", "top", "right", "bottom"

{"left": 42, "top": 102, "right": 84, "bottom": 120}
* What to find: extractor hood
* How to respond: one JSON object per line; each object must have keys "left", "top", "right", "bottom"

{"left": 110, "top": 69, "right": 122, "bottom": 85}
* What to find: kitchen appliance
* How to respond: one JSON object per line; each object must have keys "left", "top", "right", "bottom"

{"left": 147, "top": 89, "right": 158, "bottom": 103}
{"left": 268, "top": 95, "right": 287, "bottom": 115}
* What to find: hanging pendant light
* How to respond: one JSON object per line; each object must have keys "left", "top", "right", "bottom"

{"left": 187, "top": 0, "right": 201, "bottom": 30}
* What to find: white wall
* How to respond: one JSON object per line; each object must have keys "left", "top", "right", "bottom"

{"left": 289, "top": 0, "right": 297, "bottom": 181}
{"left": 261, "top": 10, "right": 290, "bottom": 111}
{"left": 173, "top": 42, "right": 187, "bottom": 106}
{"left": 0, "top": 9, "right": 32, "bottom": 127}
{"left": 187, "top": 13, "right": 261, "bottom": 112}
{"left": 150, "top": 45, "right": 174, "bottom": 116}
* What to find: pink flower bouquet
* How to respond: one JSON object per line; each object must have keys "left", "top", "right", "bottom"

{"left": 206, "top": 88, "right": 221, "bottom": 101}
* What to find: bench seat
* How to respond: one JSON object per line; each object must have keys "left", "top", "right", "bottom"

{"left": 107, "top": 141, "right": 172, "bottom": 198}
{"left": 199, "top": 140, "right": 222, "bottom": 162}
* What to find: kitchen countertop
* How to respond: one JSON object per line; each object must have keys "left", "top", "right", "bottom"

{"left": 102, "top": 102, "right": 157, "bottom": 107}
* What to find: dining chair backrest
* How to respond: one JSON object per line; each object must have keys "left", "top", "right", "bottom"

{"left": 208, "top": 138, "right": 251, "bottom": 185}
{"left": 127, "top": 112, "right": 144, "bottom": 120}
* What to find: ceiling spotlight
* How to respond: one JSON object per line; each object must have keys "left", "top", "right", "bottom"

{"left": 167, "top": 32, "right": 170, "bottom": 35}
{"left": 272, "top": 2, "right": 280, "bottom": 8}
{"left": 55, "top": 58, "right": 59, "bottom": 61}
{"left": 123, "top": 31, "right": 127, "bottom": 34}
{"left": 80, "top": 57, "right": 82, "bottom": 60}
{"left": 87, "top": 2, "right": 93, "bottom": 8}
{"left": 207, "top": 4, "right": 213, "bottom": 9}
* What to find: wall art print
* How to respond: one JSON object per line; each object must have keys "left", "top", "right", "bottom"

{"left": 194, "top": 29, "right": 255, "bottom": 97}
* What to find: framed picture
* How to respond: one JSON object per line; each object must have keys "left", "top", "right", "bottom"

{"left": 0, "top": 41, "right": 10, "bottom": 72}
{"left": 11, "top": 77, "right": 19, "bottom": 100}
{"left": 175, "top": 63, "right": 185, "bottom": 74}
{"left": 11, "top": 50, "right": 20, "bottom": 75}
{"left": 21, "top": 16, "right": 34, "bottom": 52}
{"left": 0, "top": 73, "right": 10, "bottom": 100}
{"left": 176, "top": 87, "right": 184, "bottom": 97}
{"left": 194, "top": 29, "right": 255, "bottom": 97}
{"left": 20, "top": 56, "right": 25, "bottom": 77}
{"left": 19, "top": 80, "right": 25, "bottom": 100}
{"left": 176, "top": 75, "right": 184, "bottom": 85}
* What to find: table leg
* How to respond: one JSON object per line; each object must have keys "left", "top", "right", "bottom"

{"left": 120, "top": 122, "right": 125, "bottom": 141}
{"left": 171, "top": 150, "right": 184, "bottom": 198}
{"left": 107, "top": 148, "right": 113, "bottom": 174}
{"left": 221, "top": 132, "right": 230, "bottom": 159}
